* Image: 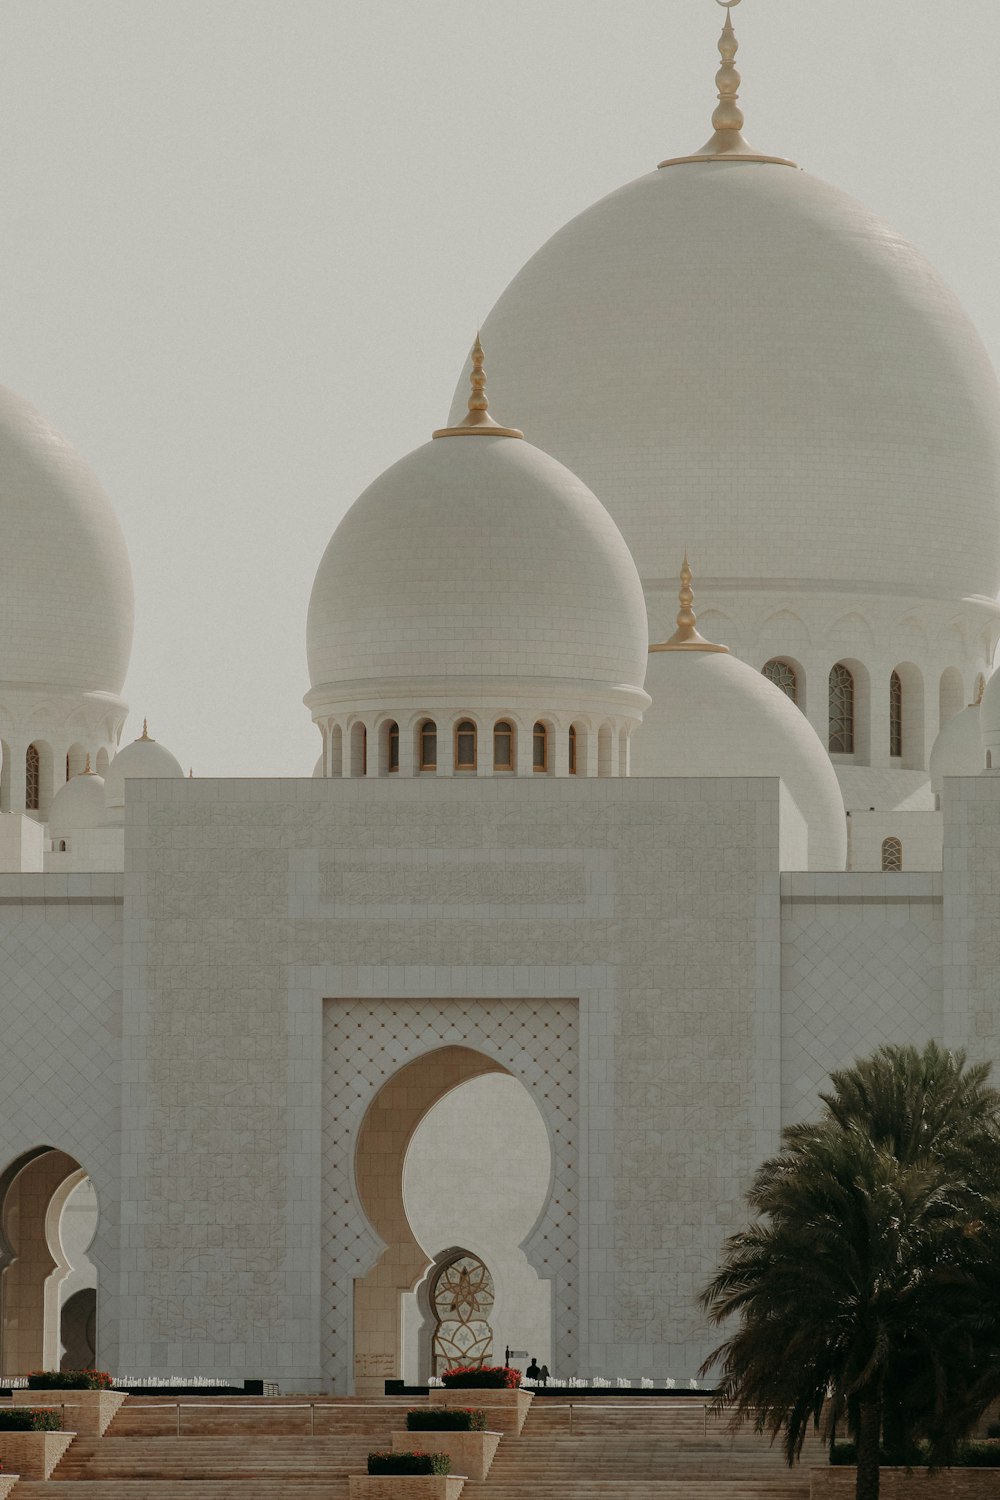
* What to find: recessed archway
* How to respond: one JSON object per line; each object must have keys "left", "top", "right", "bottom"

{"left": 322, "top": 997, "right": 579, "bottom": 1395}
{"left": 0, "top": 1147, "right": 95, "bottom": 1374}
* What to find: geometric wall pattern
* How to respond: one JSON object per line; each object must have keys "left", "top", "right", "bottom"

{"left": 322, "top": 997, "right": 578, "bottom": 1392}
{"left": 781, "top": 884, "right": 942, "bottom": 1123}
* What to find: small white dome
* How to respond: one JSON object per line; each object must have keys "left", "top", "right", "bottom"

{"left": 49, "top": 768, "right": 109, "bottom": 836}
{"left": 0, "top": 385, "right": 133, "bottom": 693}
{"left": 306, "top": 432, "right": 648, "bottom": 713}
{"left": 104, "top": 727, "right": 185, "bottom": 810}
{"left": 631, "top": 647, "right": 846, "bottom": 871}
{"left": 929, "top": 705, "right": 982, "bottom": 793}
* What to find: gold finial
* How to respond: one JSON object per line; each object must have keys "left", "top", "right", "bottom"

{"left": 649, "top": 556, "right": 730, "bottom": 653}
{"left": 83, "top": 753, "right": 94, "bottom": 775}
{"left": 138, "top": 718, "right": 153, "bottom": 742}
{"left": 433, "top": 335, "right": 524, "bottom": 440}
{"left": 659, "top": 1, "right": 796, "bottom": 170}
{"left": 188, "top": 767, "right": 194, "bottom": 778}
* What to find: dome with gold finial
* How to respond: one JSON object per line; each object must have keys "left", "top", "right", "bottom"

{"left": 451, "top": 0, "right": 1000, "bottom": 770}
{"left": 305, "top": 338, "right": 649, "bottom": 774}
{"left": 49, "top": 754, "right": 110, "bottom": 837}
{"left": 103, "top": 719, "right": 185, "bottom": 817}
{"left": 631, "top": 560, "right": 847, "bottom": 871}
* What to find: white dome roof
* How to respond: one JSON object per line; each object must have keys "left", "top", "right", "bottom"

{"left": 0, "top": 385, "right": 133, "bottom": 693}
{"left": 104, "top": 728, "right": 185, "bottom": 809}
{"left": 455, "top": 162, "right": 1000, "bottom": 603}
{"left": 631, "top": 647, "right": 847, "bottom": 871}
{"left": 929, "top": 705, "right": 982, "bottom": 793}
{"left": 307, "top": 433, "right": 648, "bottom": 704}
{"left": 49, "top": 768, "right": 109, "bottom": 836}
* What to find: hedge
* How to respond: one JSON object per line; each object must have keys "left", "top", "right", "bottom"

{"left": 26, "top": 1370, "right": 113, "bottom": 1391}
{"left": 407, "top": 1408, "right": 486, "bottom": 1432}
{"left": 368, "top": 1451, "right": 451, "bottom": 1475}
{"left": 441, "top": 1365, "right": 522, "bottom": 1389}
{"left": 0, "top": 1409, "right": 63, "bottom": 1431}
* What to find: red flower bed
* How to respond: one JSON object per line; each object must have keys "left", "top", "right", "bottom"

{"left": 440, "top": 1364, "right": 522, "bottom": 1389}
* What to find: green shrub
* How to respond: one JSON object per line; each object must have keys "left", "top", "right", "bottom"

{"left": 988, "top": 1423, "right": 1000, "bottom": 1440}
{"left": 406, "top": 1407, "right": 486, "bottom": 1432}
{"left": 958, "top": 1441, "right": 1000, "bottom": 1467}
{"left": 26, "top": 1370, "right": 113, "bottom": 1391}
{"left": 0, "top": 1409, "right": 62, "bottom": 1431}
{"left": 441, "top": 1365, "right": 521, "bottom": 1389}
{"left": 367, "top": 1451, "right": 451, "bottom": 1475}
{"left": 831, "top": 1439, "right": 1000, "bottom": 1469}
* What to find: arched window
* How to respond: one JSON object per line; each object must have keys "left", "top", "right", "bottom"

{"left": 762, "top": 659, "right": 798, "bottom": 704}
{"left": 828, "top": 664, "right": 855, "bottom": 754}
{"left": 419, "top": 720, "right": 437, "bottom": 772}
{"left": 568, "top": 725, "right": 577, "bottom": 775}
{"left": 890, "top": 671, "right": 902, "bottom": 758}
{"left": 532, "top": 722, "right": 548, "bottom": 773}
{"left": 881, "top": 837, "right": 903, "bottom": 873}
{"left": 387, "top": 722, "right": 399, "bottom": 773}
{"left": 455, "top": 720, "right": 477, "bottom": 772}
{"left": 493, "top": 721, "right": 513, "bottom": 772}
{"left": 25, "top": 744, "right": 40, "bottom": 811}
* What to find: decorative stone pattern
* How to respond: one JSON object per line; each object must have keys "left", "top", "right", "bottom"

{"left": 0, "top": 1430, "right": 74, "bottom": 1480}
{"left": 811, "top": 1471, "right": 1000, "bottom": 1499}
{"left": 428, "top": 1388, "right": 532, "bottom": 1436}
{"left": 391, "top": 1430, "right": 501, "bottom": 1481}
{"left": 781, "top": 874, "right": 942, "bottom": 1123}
{"left": 0, "top": 1475, "right": 18, "bottom": 1498}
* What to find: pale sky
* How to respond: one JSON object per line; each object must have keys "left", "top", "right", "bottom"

{"left": 1, "top": 1, "right": 994, "bottom": 777}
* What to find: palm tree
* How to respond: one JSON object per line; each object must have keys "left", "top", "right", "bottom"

{"left": 700, "top": 1043, "right": 1000, "bottom": 1500}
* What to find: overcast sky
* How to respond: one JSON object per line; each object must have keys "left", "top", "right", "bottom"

{"left": 1, "top": 1, "right": 994, "bottom": 776}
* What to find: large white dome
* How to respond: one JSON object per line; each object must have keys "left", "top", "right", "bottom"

{"left": 307, "top": 433, "right": 648, "bottom": 706}
{"left": 0, "top": 386, "right": 133, "bottom": 693}
{"left": 104, "top": 726, "right": 185, "bottom": 812}
{"left": 454, "top": 161, "right": 1000, "bottom": 606}
{"left": 631, "top": 644, "right": 847, "bottom": 871}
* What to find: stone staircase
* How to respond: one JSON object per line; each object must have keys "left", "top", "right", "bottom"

{"left": 6, "top": 1393, "right": 824, "bottom": 1499}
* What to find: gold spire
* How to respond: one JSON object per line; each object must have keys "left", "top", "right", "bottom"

{"left": 138, "top": 718, "right": 153, "bottom": 742}
{"left": 83, "top": 753, "right": 94, "bottom": 775}
{"left": 649, "top": 556, "right": 730, "bottom": 653}
{"left": 659, "top": 1, "right": 796, "bottom": 170}
{"left": 433, "top": 335, "right": 524, "bottom": 440}
{"left": 188, "top": 767, "right": 194, "bottom": 779}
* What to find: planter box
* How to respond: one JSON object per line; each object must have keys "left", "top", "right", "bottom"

{"left": 0, "top": 1430, "right": 74, "bottom": 1480}
{"left": 26, "top": 1388, "right": 126, "bottom": 1437}
{"left": 0, "top": 1478, "right": 18, "bottom": 1499}
{"left": 429, "top": 1387, "right": 532, "bottom": 1435}
{"left": 392, "top": 1430, "right": 501, "bottom": 1482}
{"left": 349, "top": 1479, "right": 465, "bottom": 1500}
{"left": 812, "top": 1470, "right": 1000, "bottom": 1499}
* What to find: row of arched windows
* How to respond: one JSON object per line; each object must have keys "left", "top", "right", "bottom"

{"left": 325, "top": 716, "right": 625, "bottom": 778}
{"left": 380, "top": 719, "right": 563, "bottom": 774}
{"left": 761, "top": 658, "right": 982, "bottom": 762}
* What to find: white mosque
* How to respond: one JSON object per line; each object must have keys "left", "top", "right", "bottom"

{"left": 0, "top": 2, "right": 998, "bottom": 1393}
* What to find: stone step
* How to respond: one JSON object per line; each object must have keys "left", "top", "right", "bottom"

{"left": 16, "top": 1486, "right": 350, "bottom": 1500}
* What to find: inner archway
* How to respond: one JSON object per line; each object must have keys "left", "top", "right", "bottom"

{"left": 353, "top": 1046, "right": 505, "bottom": 1393}
{"left": 400, "top": 1072, "right": 553, "bottom": 1383}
